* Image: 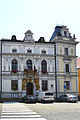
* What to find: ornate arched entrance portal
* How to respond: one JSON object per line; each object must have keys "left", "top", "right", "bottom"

{"left": 26, "top": 82, "right": 34, "bottom": 96}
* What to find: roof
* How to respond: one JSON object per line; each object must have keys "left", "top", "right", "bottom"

{"left": 50, "top": 25, "right": 72, "bottom": 42}
{"left": 1, "top": 38, "right": 55, "bottom": 44}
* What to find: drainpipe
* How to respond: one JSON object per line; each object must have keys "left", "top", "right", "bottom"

{"left": 54, "top": 42, "right": 57, "bottom": 100}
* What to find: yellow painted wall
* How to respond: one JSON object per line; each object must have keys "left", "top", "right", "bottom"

{"left": 72, "top": 78, "right": 76, "bottom": 92}
{"left": 59, "top": 79, "right": 64, "bottom": 92}
{"left": 58, "top": 59, "right": 64, "bottom": 72}
{"left": 71, "top": 60, "right": 75, "bottom": 72}
{"left": 70, "top": 47, "right": 75, "bottom": 56}
{"left": 59, "top": 46, "right": 64, "bottom": 55}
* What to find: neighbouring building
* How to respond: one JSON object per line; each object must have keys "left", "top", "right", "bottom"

{"left": 77, "top": 57, "right": 80, "bottom": 98}
{"left": 0, "top": 25, "right": 78, "bottom": 101}
{"left": 0, "top": 40, "right": 1, "bottom": 100}
{"left": 50, "top": 25, "right": 78, "bottom": 97}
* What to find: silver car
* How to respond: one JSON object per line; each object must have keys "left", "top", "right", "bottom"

{"left": 58, "top": 94, "right": 78, "bottom": 102}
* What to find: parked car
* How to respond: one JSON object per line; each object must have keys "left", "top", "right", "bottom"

{"left": 37, "top": 91, "right": 54, "bottom": 103}
{"left": 57, "top": 94, "right": 78, "bottom": 102}
{"left": 22, "top": 95, "right": 36, "bottom": 103}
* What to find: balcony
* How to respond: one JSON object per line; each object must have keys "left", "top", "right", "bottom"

{"left": 63, "top": 56, "right": 71, "bottom": 61}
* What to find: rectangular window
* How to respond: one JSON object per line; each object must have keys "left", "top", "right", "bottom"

{"left": 42, "top": 50, "right": 46, "bottom": 54}
{"left": 65, "top": 81, "right": 70, "bottom": 90}
{"left": 65, "top": 48, "right": 68, "bottom": 55}
{"left": 11, "top": 80, "right": 18, "bottom": 91}
{"left": 27, "top": 50, "right": 32, "bottom": 53}
{"left": 42, "top": 80, "right": 48, "bottom": 91}
{"left": 12, "top": 49, "right": 17, "bottom": 53}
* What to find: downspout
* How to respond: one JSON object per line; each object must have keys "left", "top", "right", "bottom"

{"left": 54, "top": 42, "right": 57, "bottom": 100}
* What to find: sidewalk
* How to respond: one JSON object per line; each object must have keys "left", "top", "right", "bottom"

{"left": 0, "top": 103, "right": 2, "bottom": 114}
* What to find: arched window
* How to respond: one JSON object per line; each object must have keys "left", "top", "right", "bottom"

{"left": 66, "top": 64, "right": 69, "bottom": 72}
{"left": 12, "top": 59, "right": 18, "bottom": 73}
{"left": 41, "top": 60, "right": 47, "bottom": 73}
{"left": 27, "top": 60, "right": 32, "bottom": 70}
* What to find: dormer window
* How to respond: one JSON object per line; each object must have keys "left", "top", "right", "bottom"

{"left": 12, "top": 49, "right": 17, "bottom": 53}
{"left": 27, "top": 49, "right": 32, "bottom": 53}
{"left": 64, "top": 31, "right": 67, "bottom": 37}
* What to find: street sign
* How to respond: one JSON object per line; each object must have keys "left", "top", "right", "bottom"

{"left": 64, "top": 84, "right": 66, "bottom": 89}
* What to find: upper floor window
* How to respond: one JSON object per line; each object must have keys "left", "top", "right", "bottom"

{"left": 42, "top": 50, "right": 46, "bottom": 54}
{"left": 12, "top": 59, "right": 18, "bottom": 73}
{"left": 26, "top": 60, "right": 32, "bottom": 70}
{"left": 27, "top": 49, "right": 32, "bottom": 53}
{"left": 64, "top": 31, "right": 67, "bottom": 37}
{"left": 65, "top": 48, "right": 68, "bottom": 55}
{"left": 41, "top": 60, "right": 47, "bottom": 74}
{"left": 12, "top": 49, "right": 17, "bottom": 53}
{"left": 66, "top": 64, "right": 69, "bottom": 72}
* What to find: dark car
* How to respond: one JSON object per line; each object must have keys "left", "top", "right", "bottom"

{"left": 57, "top": 94, "right": 78, "bottom": 102}
{"left": 22, "top": 95, "right": 36, "bottom": 103}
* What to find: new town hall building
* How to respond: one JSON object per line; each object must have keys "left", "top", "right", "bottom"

{"left": 0, "top": 25, "right": 78, "bottom": 100}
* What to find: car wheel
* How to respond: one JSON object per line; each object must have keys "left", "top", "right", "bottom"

{"left": 65, "top": 99, "right": 68, "bottom": 102}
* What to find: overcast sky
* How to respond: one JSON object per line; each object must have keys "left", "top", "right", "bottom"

{"left": 0, "top": 0, "right": 80, "bottom": 57}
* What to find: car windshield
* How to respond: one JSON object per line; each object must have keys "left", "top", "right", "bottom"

{"left": 45, "top": 93, "right": 53, "bottom": 96}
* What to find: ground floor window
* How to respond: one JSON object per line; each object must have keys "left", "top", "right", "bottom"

{"left": 42, "top": 80, "right": 48, "bottom": 91}
{"left": 11, "top": 80, "right": 18, "bottom": 91}
{"left": 64, "top": 81, "right": 70, "bottom": 90}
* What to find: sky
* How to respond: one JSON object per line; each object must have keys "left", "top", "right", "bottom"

{"left": 0, "top": 0, "right": 80, "bottom": 57}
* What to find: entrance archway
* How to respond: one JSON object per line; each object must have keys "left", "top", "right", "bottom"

{"left": 26, "top": 82, "right": 34, "bottom": 96}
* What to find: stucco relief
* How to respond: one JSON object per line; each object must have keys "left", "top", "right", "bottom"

{"left": 22, "top": 69, "right": 40, "bottom": 90}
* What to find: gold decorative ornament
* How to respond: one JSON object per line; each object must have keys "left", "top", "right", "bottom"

{"left": 22, "top": 78, "right": 28, "bottom": 90}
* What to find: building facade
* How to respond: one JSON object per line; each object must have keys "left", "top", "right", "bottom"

{"left": 1, "top": 30, "right": 55, "bottom": 100}
{"left": 50, "top": 25, "right": 78, "bottom": 97}
{"left": 0, "top": 25, "right": 78, "bottom": 101}
{"left": 0, "top": 40, "right": 1, "bottom": 100}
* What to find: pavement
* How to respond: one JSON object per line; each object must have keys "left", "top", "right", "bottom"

{"left": 24, "top": 102, "right": 80, "bottom": 120}
{"left": 0, "top": 103, "right": 2, "bottom": 117}
{"left": 0, "top": 102, "right": 46, "bottom": 120}
{"left": 1, "top": 102, "right": 80, "bottom": 120}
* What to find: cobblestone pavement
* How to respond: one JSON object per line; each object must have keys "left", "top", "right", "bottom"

{"left": 23, "top": 102, "right": 80, "bottom": 120}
